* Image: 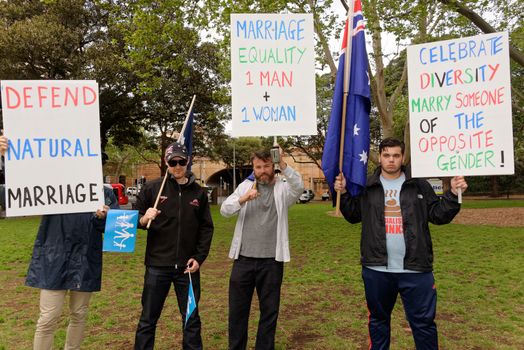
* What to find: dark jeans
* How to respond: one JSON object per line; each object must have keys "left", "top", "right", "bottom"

{"left": 229, "top": 256, "right": 284, "bottom": 350}
{"left": 362, "top": 267, "right": 438, "bottom": 350}
{"left": 134, "top": 266, "right": 202, "bottom": 350}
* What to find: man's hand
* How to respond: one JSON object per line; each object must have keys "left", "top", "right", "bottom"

{"left": 334, "top": 173, "right": 347, "bottom": 194}
{"left": 239, "top": 188, "right": 259, "bottom": 205}
{"left": 95, "top": 205, "right": 110, "bottom": 219}
{"left": 451, "top": 176, "right": 468, "bottom": 196}
{"left": 0, "top": 134, "right": 8, "bottom": 156}
{"left": 140, "top": 207, "right": 161, "bottom": 226}
{"left": 185, "top": 258, "right": 200, "bottom": 274}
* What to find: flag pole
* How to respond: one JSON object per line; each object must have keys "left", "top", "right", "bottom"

{"left": 335, "top": 0, "right": 355, "bottom": 216}
{"left": 146, "top": 95, "right": 197, "bottom": 229}
{"left": 179, "top": 95, "right": 197, "bottom": 144}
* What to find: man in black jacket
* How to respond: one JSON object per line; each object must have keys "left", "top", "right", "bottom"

{"left": 134, "top": 142, "right": 214, "bottom": 350}
{"left": 335, "top": 137, "right": 467, "bottom": 350}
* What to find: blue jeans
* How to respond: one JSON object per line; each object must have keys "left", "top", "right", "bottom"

{"left": 134, "top": 266, "right": 202, "bottom": 350}
{"left": 362, "top": 267, "right": 438, "bottom": 350}
{"left": 229, "top": 256, "right": 284, "bottom": 350}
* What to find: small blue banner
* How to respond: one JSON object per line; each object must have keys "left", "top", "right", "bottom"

{"left": 103, "top": 209, "right": 139, "bottom": 253}
{"left": 185, "top": 274, "right": 197, "bottom": 328}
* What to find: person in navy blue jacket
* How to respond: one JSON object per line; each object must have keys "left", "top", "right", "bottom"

{"left": 0, "top": 135, "right": 119, "bottom": 350}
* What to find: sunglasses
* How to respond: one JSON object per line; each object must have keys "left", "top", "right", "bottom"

{"left": 168, "top": 159, "right": 188, "bottom": 167}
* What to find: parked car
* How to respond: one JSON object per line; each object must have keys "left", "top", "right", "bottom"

{"left": 306, "top": 189, "right": 315, "bottom": 201}
{"left": 126, "top": 186, "right": 138, "bottom": 196}
{"left": 105, "top": 183, "right": 128, "bottom": 205}
{"left": 321, "top": 191, "right": 330, "bottom": 201}
{"left": 298, "top": 189, "right": 315, "bottom": 204}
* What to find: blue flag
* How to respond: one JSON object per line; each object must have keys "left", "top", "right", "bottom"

{"left": 322, "top": 0, "right": 371, "bottom": 200}
{"left": 180, "top": 112, "right": 194, "bottom": 170}
{"left": 185, "top": 273, "right": 197, "bottom": 327}
{"left": 103, "top": 210, "right": 139, "bottom": 253}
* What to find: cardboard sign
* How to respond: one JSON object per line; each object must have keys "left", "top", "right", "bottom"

{"left": 407, "top": 32, "right": 514, "bottom": 177}
{"left": 103, "top": 210, "right": 138, "bottom": 253}
{"left": 1, "top": 80, "right": 105, "bottom": 216}
{"left": 230, "top": 13, "right": 317, "bottom": 136}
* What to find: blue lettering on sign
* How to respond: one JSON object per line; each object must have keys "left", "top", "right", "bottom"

{"left": 61, "top": 139, "right": 72, "bottom": 157}
{"left": 234, "top": 19, "right": 305, "bottom": 41}
{"left": 252, "top": 105, "right": 297, "bottom": 122}
{"left": 418, "top": 35, "right": 505, "bottom": 65}
{"left": 7, "top": 138, "right": 99, "bottom": 160}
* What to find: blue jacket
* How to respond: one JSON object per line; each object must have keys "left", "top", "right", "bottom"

{"left": 25, "top": 186, "right": 119, "bottom": 292}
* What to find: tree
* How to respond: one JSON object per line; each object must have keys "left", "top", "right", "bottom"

{"left": 115, "top": 0, "right": 230, "bottom": 174}
{"left": 213, "top": 136, "right": 263, "bottom": 180}
{"left": 104, "top": 134, "right": 159, "bottom": 182}
{"left": 438, "top": 0, "right": 524, "bottom": 67}
{"left": 0, "top": 0, "right": 143, "bottom": 147}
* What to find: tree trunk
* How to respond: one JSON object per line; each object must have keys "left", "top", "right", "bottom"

{"left": 490, "top": 176, "right": 499, "bottom": 197}
{"left": 309, "top": 0, "right": 337, "bottom": 79}
{"left": 113, "top": 155, "right": 130, "bottom": 184}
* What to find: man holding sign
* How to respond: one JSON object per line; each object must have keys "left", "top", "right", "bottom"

{"left": 335, "top": 137, "right": 467, "bottom": 349}
{"left": 133, "top": 142, "right": 214, "bottom": 350}
{"left": 221, "top": 147, "right": 303, "bottom": 350}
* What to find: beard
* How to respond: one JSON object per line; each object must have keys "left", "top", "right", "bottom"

{"left": 255, "top": 172, "right": 275, "bottom": 185}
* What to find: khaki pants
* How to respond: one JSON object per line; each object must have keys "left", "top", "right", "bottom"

{"left": 33, "top": 289, "right": 92, "bottom": 350}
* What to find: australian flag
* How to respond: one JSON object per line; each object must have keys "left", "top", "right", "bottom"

{"left": 322, "top": 0, "right": 371, "bottom": 199}
{"left": 185, "top": 273, "right": 197, "bottom": 328}
{"left": 179, "top": 111, "right": 194, "bottom": 170}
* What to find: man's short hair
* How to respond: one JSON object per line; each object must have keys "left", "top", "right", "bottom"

{"left": 379, "top": 137, "right": 405, "bottom": 154}
{"left": 251, "top": 150, "right": 272, "bottom": 163}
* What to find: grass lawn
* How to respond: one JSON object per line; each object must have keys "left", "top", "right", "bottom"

{"left": 0, "top": 202, "right": 523, "bottom": 349}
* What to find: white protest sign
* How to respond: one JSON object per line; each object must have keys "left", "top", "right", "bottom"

{"left": 407, "top": 32, "right": 514, "bottom": 177}
{"left": 1, "top": 80, "right": 105, "bottom": 216}
{"left": 230, "top": 13, "right": 317, "bottom": 136}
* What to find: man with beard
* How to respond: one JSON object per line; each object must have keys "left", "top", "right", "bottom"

{"left": 335, "top": 137, "right": 467, "bottom": 350}
{"left": 220, "top": 147, "right": 304, "bottom": 350}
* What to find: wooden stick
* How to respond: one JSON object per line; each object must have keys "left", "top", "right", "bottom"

{"left": 146, "top": 173, "right": 169, "bottom": 229}
{"left": 146, "top": 95, "right": 197, "bottom": 229}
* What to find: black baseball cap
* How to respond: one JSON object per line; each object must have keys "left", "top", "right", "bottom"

{"left": 165, "top": 142, "right": 188, "bottom": 162}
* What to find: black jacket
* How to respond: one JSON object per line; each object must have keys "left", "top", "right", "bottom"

{"left": 135, "top": 172, "right": 213, "bottom": 267}
{"left": 25, "top": 186, "right": 119, "bottom": 292}
{"left": 340, "top": 166, "right": 461, "bottom": 272}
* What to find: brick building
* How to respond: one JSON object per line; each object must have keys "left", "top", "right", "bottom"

{"left": 104, "top": 151, "right": 329, "bottom": 200}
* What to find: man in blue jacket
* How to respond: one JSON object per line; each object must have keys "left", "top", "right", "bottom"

{"left": 335, "top": 137, "right": 467, "bottom": 350}
{"left": 0, "top": 135, "right": 119, "bottom": 350}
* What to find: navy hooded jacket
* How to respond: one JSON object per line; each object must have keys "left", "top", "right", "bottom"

{"left": 25, "top": 186, "right": 119, "bottom": 292}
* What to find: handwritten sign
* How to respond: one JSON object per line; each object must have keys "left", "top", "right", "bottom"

{"left": 230, "top": 14, "right": 317, "bottom": 136}
{"left": 1, "top": 80, "right": 105, "bottom": 216}
{"left": 103, "top": 210, "right": 138, "bottom": 253}
{"left": 407, "top": 32, "right": 514, "bottom": 177}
